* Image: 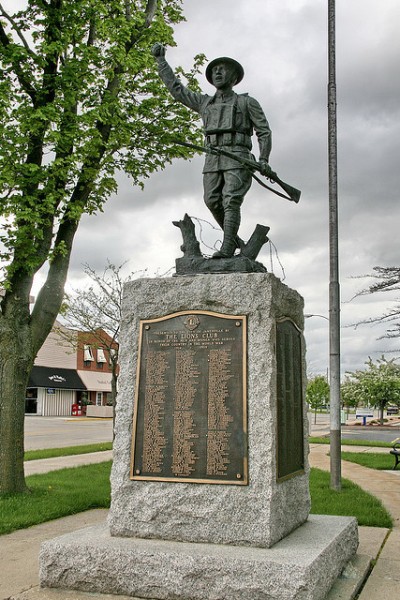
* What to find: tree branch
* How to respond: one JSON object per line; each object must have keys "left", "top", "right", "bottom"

{"left": 125, "top": 0, "right": 132, "bottom": 21}
{"left": 144, "top": 0, "right": 158, "bottom": 27}
{"left": 30, "top": 216, "right": 79, "bottom": 354}
{"left": 87, "top": 17, "right": 96, "bottom": 46}
{"left": 0, "top": 21, "right": 37, "bottom": 102}
{"left": 0, "top": 3, "right": 37, "bottom": 58}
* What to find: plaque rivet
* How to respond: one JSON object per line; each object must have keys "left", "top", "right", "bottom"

{"left": 135, "top": 469, "right": 141, "bottom": 475}
{"left": 235, "top": 321, "right": 241, "bottom": 327}
{"left": 236, "top": 473, "right": 242, "bottom": 479}
{"left": 145, "top": 325, "right": 150, "bottom": 330}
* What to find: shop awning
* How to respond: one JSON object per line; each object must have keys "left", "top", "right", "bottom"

{"left": 77, "top": 370, "right": 112, "bottom": 392}
{"left": 28, "top": 366, "right": 86, "bottom": 390}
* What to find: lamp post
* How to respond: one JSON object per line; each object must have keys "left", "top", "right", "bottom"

{"left": 304, "top": 314, "right": 329, "bottom": 381}
{"left": 305, "top": 303, "right": 341, "bottom": 491}
{"left": 328, "top": 0, "right": 341, "bottom": 491}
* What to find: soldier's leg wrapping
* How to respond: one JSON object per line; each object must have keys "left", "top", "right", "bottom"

{"left": 203, "top": 172, "right": 225, "bottom": 229}
{"left": 213, "top": 169, "right": 252, "bottom": 258}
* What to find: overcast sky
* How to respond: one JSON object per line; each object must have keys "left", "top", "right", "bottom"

{"left": 26, "top": 0, "right": 400, "bottom": 376}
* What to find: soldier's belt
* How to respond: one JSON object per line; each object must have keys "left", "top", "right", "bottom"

{"left": 205, "top": 132, "right": 251, "bottom": 148}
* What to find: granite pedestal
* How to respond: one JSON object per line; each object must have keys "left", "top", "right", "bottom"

{"left": 40, "top": 273, "right": 358, "bottom": 599}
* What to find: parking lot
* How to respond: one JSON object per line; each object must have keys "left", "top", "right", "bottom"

{"left": 24, "top": 416, "right": 113, "bottom": 450}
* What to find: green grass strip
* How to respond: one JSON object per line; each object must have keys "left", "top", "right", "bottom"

{"left": 0, "top": 462, "right": 393, "bottom": 535}
{"left": 309, "top": 436, "right": 394, "bottom": 448}
{"left": 24, "top": 442, "right": 112, "bottom": 461}
{"left": 309, "top": 467, "right": 393, "bottom": 528}
{"left": 341, "top": 451, "right": 398, "bottom": 471}
{"left": 0, "top": 462, "right": 111, "bottom": 535}
{"left": 23, "top": 438, "right": 393, "bottom": 462}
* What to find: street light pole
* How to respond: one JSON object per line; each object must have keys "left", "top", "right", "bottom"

{"left": 328, "top": 0, "right": 341, "bottom": 491}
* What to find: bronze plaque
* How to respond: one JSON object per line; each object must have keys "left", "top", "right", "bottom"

{"left": 131, "top": 311, "right": 248, "bottom": 485}
{"left": 276, "top": 319, "right": 305, "bottom": 481}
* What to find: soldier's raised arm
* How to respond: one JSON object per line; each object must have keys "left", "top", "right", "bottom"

{"left": 151, "top": 44, "right": 207, "bottom": 114}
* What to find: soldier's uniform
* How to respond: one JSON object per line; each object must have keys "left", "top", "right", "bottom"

{"left": 155, "top": 55, "right": 272, "bottom": 257}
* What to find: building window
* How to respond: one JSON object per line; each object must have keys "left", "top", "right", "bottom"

{"left": 96, "top": 392, "right": 102, "bottom": 406}
{"left": 83, "top": 345, "right": 94, "bottom": 368}
{"left": 96, "top": 348, "right": 107, "bottom": 369}
{"left": 84, "top": 345, "right": 94, "bottom": 361}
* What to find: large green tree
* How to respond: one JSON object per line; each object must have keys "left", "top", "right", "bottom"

{"left": 0, "top": 0, "right": 203, "bottom": 494}
{"left": 341, "top": 356, "right": 400, "bottom": 424}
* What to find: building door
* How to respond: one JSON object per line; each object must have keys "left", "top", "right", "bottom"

{"left": 25, "top": 389, "right": 38, "bottom": 414}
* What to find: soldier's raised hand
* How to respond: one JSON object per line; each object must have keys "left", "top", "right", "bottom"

{"left": 151, "top": 43, "right": 166, "bottom": 58}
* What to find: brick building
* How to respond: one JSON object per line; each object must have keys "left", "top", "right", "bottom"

{"left": 26, "top": 322, "right": 118, "bottom": 416}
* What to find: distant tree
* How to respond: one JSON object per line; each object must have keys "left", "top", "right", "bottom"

{"left": 341, "top": 356, "right": 400, "bottom": 424}
{"left": 0, "top": 0, "right": 204, "bottom": 494}
{"left": 59, "top": 261, "right": 140, "bottom": 430}
{"left": 306, "top": 375, "right": 330, "bottom": 424}
{"left": 353, "top": 267, "right": 400, "bottom": 339}
{"left": 340, "top": 379, "right": 363, "bottom": 410}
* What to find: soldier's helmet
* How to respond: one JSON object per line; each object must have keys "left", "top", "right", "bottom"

{"left": 205, "top": 57, "right": 244, "bottom": 86}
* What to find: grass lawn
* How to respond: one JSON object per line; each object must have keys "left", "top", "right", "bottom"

{"left": 341, "top": 451, "right": 397, "bottom": 471}
{"left": 0, "top": 462, "right": 393, "bottom": 535}
{"left": 309, "top": 467, "right": 392, "bottom": 528}
{"left": 24, "top": 442, "right": 112, "bottom": 461}
{"left": 0, "top": 462, "right": 111, "bottom": 535}
{"left": 309, "top": 436, "right": 393, "bottom": 448}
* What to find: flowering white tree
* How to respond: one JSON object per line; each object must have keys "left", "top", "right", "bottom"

{"left": 341, "top": 356, "right": 400, "bottom": 424}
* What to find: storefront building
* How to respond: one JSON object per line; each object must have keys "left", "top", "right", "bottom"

{"left": 25, "top": 322, "right": 117, "bottom": 417}
{"left": 27, "top": 366, "right": 87, "bottom": 416}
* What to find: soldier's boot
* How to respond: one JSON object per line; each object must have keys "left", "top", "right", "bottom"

{"left": 212, "top": 212, "right": 240, "bottom": 258}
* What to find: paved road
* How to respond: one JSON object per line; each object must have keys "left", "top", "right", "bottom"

{"left": 25, "top": 416, "right": 113, "bottom": 450}
{"left": 25, "top": 414, "right": 400, "bottom": 451}
{"left": 342, "top": 428, "right": 400, "bottom": 443}
{"left": 309, "top": 412, "right": 400, "bottom": 443}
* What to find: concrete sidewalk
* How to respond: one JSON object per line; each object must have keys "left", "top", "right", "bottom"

{"left": 310, "top": 443, "right": 400, "bottom": 598}
{"left": 24, "top": 450, "right": 113, "bottom": 475}
{"left": 1, "top": 445, "right": 400, "bottom": 599}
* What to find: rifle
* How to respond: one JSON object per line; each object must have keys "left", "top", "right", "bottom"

{"left": 172, "top": 139, "right": 301, "bottom": 204}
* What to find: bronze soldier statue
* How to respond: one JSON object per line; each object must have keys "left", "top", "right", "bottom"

{"left": 152, "top": 43, "right": 272, "bottom": 259}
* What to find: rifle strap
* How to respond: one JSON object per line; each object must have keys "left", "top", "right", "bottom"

{"left": 250, "top": 172, "right": 292, "bottom": 200}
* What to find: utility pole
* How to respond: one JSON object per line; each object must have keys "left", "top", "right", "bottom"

{"left": 328, "top": 0, "right": 341, "bottom": 490}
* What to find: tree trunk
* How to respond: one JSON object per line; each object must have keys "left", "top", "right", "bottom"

{"left": 111, "top": 363, "right": 118, "bottom": 440}
{"left": 0, "top": 219, "right": 79, "bottom": 495}
{"left": 173, "top": 214, "right": 202, "bottom": 257}
{"left": 0, "top": 313, "right": 33, "bottom": 494}
{"left": 240, "top": 224, "right": 270, "bottom": 260}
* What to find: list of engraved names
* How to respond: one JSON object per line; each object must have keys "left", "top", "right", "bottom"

{"left": 131, "top": 312, "right": 247, "bottom": 484}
